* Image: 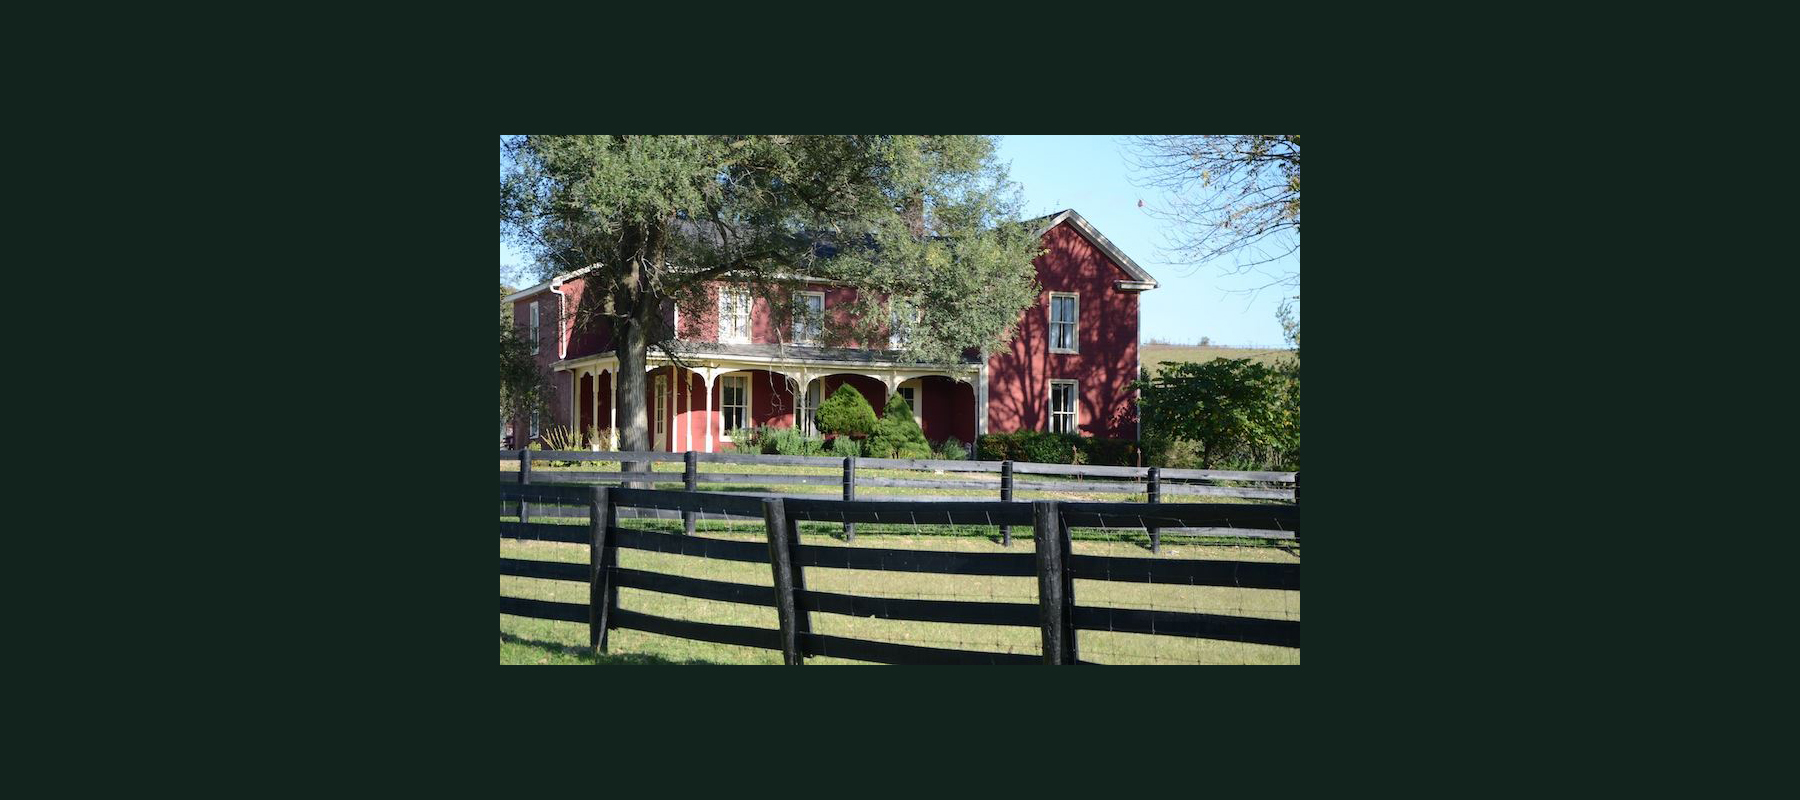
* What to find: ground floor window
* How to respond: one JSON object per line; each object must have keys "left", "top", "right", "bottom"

{"left": 530, "top": 409, "right": 540, "bottom": 439}
{"left": 797, "top": 381, "right": 821, "bottom": 434}
{"left": 721, "top": 375, "right": 749, "bottom": 437}
{"left": 654, "top": 375, "right": 668, "bottom": 448}
{"left": 1049, "top": 380, "right": 1077, "bottom": 434}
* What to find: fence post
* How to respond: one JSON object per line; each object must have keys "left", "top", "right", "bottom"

{"left": 683, "top": 450, "right": 698, "bottom": 536}
{"left": 1147, "top": 466, "right": 1161, "bottom": 554}
{"left": 1293, "top": 472, "right": 1300, "bottom": 542}
{"left": 1056, "top": 501, "right": 1079, "bottom": 663}
{"left": 1032, "top": 500, "right": 1070, "bottom": 664}
{"left": 519, "top": 448, "right": 532, "bottom": 524}
{"left": 999, "top": 460, "right": 1014, "bottom": 547}
{"left": 588, "top": 486, "right": 615, "bottom": 654}
{"left": 842, "top": 455, "right": 857, "bottom": 543}
{"left": 763, "top": 497, "right": 806, "bottom": 665}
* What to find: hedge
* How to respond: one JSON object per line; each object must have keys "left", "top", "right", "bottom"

{"left": 975, "top": 431, "right": 1141, "bottom": 466}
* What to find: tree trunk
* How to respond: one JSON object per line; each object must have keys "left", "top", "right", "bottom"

{"left": 616, "top": 315, "right": 650, "bottom": 484}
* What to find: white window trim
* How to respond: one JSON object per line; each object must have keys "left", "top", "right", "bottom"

{"left": 719, "top": 287, "right": 751, "bottom": 344}
{"left": 1048, "top": 292, "right": 1079, "bottom": 354}
{"left": 1049, "top": 379, "right": 1078, "bottom": 434}
{"left": 530, "top": 301, "right": 541, "bottom": 355}
{"left": 718, "top": 373, "right": 751, "bottom": 441}
{"left": 796, "top": 380, "right": 821, "bottom": 435}
{"left": 897, "top": 380, "right": 923, "bottom": 429}
{"left": 654, "top": 374, "right": 669, "bottom": 449}
{"left": 793, "top": 290, "right": 825, "bottom": 345}
{"left": 888, "top": 304, "right": 919, "bottom": 349}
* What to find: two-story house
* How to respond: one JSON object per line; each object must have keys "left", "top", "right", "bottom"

{"left": 504, "top": 208, "right": 1158, "bottom": 451}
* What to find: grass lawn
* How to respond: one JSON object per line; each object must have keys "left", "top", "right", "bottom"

{"left": 500, "top": 518, "right": 1299, "bottom": 666}
{"left": 1141, "top": 343, "right": 1294, "bottom": 370}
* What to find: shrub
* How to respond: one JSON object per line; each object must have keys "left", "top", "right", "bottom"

{"left": 1135, "top": 358, "right": 1298, "bottom": 470}
{"left": 723, "top": 428, "right": 760, "bottom": 452}
{"left": 937, "top": 436, "right": 968, "bottom": 460}
{"left": 975, "top": 431, "right": 1138, "bottom": 465}
{"left": 830, "top": 436, "right": 862, "bottom": 458}
{"left": 816, "top": 384, "right": 877, "bottom": 439}
{"left": 867, "top": 393, "right": 931, "bottom": 459}
{"left": 762, "top": 426, "right": 826, "bottom": 456}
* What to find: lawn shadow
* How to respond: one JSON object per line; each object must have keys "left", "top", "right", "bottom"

{"left": 499, "top": 631, "right": 727, "bottom": 665}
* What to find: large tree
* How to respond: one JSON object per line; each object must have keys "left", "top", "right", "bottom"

{"left": 1123, "top": 134, "right": 1300, "bottom": 289}
{"left": 499, "top": 135, "right": 1042, "bottom": 458}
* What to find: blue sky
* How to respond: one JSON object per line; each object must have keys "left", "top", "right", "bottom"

{"left": 500, "top": 135, "right": 1297, "bottom": 347}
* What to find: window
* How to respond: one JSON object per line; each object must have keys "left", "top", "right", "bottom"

{"left": 793, "top": 291, "right": 824, "bottom": 345}
{"left": 719, "top": 287, "right": 751, "bottom": 343}
{"left": 897, "top": 381, "right": 922, "bottom": 428}
{"left": 1049, "top": 380, "right": 1077, "bottom": 434}
{"left": 720, "top": 375, "right": 749, "bottom": 438}
{"left": 1049, "top": 293, "right": 1078, "bottom": 353}
{"left": 530, "top": 301, "right": 541, "bottom": 355}
{"left": 888, "top": 304, "right": 915, "bottom": 349}
{"left": 530, "top": 408, "right": 540, "bottom": 439}
{"left": 654, "top": 375, "right": 668, "bottom": 447}
{"left": 796, "top": 381, "right": 821, "bottom": 434}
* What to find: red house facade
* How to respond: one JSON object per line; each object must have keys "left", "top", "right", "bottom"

{"left": 504, "top": 209, "right": 1158, "bottom": 451}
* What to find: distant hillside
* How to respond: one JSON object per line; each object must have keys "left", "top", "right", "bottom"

{"left": 1141, "top": 344, "right": 1294, "bottom": 370}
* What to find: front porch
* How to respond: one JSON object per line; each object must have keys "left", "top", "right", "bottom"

{"left": 554, "top": 344, "right": 986, "bottom": 453}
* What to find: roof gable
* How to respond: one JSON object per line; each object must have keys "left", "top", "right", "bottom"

{"left": 1030, "top": 209, "right": 1158, "bottom": 288}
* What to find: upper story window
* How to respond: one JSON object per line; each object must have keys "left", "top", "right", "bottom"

{"left": 1049, "top": 380, "right": 1078, "bottom": 434}
{"left": 719, "top": 287, "right": 751, "bottom": 343}
{"left": 530, "top": 301, "right": 541, "bottom": 355}
{"left": 1049, "top": 293, "right": 1078, "bottom": 354}
{"left": 793, "top": 291, "right": 824, "bottom": 345}
{"left": 889, "top": 303, "right": 918, "bottom": 350}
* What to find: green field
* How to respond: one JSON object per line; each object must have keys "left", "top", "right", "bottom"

{"left": 500, "top": 518, "right": 1300, "bottom": 666}
{"left": 1140, "top": 344, "right": 1294, "bottom": 370}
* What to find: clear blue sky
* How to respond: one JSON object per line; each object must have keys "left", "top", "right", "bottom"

{"left": 499, "top": 135, "right": 1297, "bottom": 347}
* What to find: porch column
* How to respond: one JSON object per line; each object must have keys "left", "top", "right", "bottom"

{"left": 608, "top": 369, "right": 617, "bottom": 447}
{"left": 571, "top": 370, "right": 579, "bottom": 433}
{"left": 684, "top": 369, "right": 692, "bottom": 452}
{"left": 882, "top": 371, "right": 900, "bottom": 399}
{"left": 976, "top": 361, "right": 989, "bottom": 437}
{"left": 703, "top": 368, "right": 717, "bottom": 453}
{"left": 591, "top": 366, "right": 599, "bottom": 445}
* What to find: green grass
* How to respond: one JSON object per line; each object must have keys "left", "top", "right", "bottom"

{"left": 500, "top": 522, "right": 1299, "bottom": 665}
{"left": 1141, "top": 344, "right": 1294, "bottom": 370}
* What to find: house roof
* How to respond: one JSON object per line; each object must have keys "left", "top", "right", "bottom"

{"left": 509, "top": 207, "right": 1157, "bottom": 293}
{"left": 1027, "top": 208, "right": 1159, "bottom": 288}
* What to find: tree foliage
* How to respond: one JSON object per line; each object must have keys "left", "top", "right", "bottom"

{"left": 815, "top": 384, "right": 877, "bottom": 439}
{"left": 499, "top": 318, "right": 551, "bottom": 442}
{"left": 867, "top": 393, "right": 930, "bottom": 459}
{"left": 500, "top": 136, "right": 1044, "bottom": 453}
{"left": 1124, "top": 134, "right": 1300, "bottom": 287}
{"left": 1134, "top": 358, "right": 1298, "bottom": 470}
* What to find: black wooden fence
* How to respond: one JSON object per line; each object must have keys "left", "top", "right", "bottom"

{"left": 502, "top": 449, "right": 1296, "bottom": 554}
{"left": 499, "top": 483, "right": 1299, "bottom": 665}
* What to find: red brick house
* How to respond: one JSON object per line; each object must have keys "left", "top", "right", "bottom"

{"left": 503, "top": 209, "right": 1158, "bottom": 451}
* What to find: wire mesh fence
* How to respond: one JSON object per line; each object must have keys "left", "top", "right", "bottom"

{"left": 500, "top": 483, "right": 1299, "bottom": 665}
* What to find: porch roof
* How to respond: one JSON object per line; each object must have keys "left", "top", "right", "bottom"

{"left": 553, "top": 342, "right": 980, "bottom": 376}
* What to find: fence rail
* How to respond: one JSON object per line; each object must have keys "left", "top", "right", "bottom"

{"left": 499, "top": 484, "right": 1299, "bottom": 665}
{"left": 503, "top": 449, "right": 1294, "bottom": 554}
